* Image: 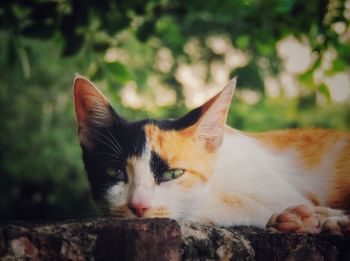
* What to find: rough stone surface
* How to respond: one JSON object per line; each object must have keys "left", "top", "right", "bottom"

{"left": 0, "top": 218, "right": 349, "bottom": 260}
{"left": 181, "top": 223, "right": 350, "bottom": 261}
{"left": 0, "top": 218, "right": 181, "bottom": 261}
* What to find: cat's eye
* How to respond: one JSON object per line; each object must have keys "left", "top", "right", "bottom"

{"left": 159, "top": 169, "right": 184, "bottom": 182}
{"left": 106, "top": 168, "right": 127, "bottom": 182}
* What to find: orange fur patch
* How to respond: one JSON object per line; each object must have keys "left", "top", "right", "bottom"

{"left": 306, "top": 192, "right": 321, "bottom": 206}
{"left": 220, "top": 195, "right": 243, "bottom": 207}
{"left": 248, "top": 128, "right": 350, "bottom": 210}
{"left": 248, "top": 128, "right": 348, "bottom": 168}
{"left": 144, "top": 124, "right": 217, "bottom": 189}
{"left": 328, "top": 137, "right": 350, "bottom": 210}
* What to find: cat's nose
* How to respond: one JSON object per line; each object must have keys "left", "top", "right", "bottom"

{"left": 128, "top": 202, "right": 149, "bottom": 217}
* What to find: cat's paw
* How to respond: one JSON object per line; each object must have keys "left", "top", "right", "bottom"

{"left": 321, "top": 215, "right": 350, "bottom": 235}
{"left": 266, "top": 205, "right": 321, "bottom": 234}
{"left": 266, "top": 205, "right": 350, "bottom": 235}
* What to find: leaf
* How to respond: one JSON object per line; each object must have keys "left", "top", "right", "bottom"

{"left": 233, "top": 63, "right": 264, "bottom": 92}
{"left": 104, "top": 61, "right": 133, "bottom": 84}
{"left": 318, "top": 83, "right": 331, "bottom": 102}
{"left": 299, "top": 69, "right": 313, "bottom": 83}
{"left": 236, "top": 35, "right": 250, "bottom": 49}
{"left": 255, "top": 40, "right": 274, "bottom": 56}
{"left": 298, "top": 93, "right": 316, "bottom": 109}
{"left": 17, "top": 47, "right": 31, "bottom": 79}
{"left": 104, "top": 15, "right": 131, "bottom": 36}
{"left": 332, "top": 59, "right": 347, "bottom": 72}
{"left": 90, "top": 64, "right": 105, "bottom": 81}
{"left": 324, "top": 59, "right": 347, "bottom": 77}
{"left": 298, "top": 58, "right": 321, "bottom": 89}
{"left": 155, "top": 16, "right": 184, "bottom": 51}
{"left": 275, "top": 0, "right": 295, "bottom": 14}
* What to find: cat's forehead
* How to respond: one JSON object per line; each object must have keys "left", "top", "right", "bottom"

{"left": 110, "top": 118, "right": 179, "bottom": 158}
{"left": 114, "top": 119, "right": 187, "bottom": 161}
{"left": 111, "top": 110, "right": 202, "bottom": 162}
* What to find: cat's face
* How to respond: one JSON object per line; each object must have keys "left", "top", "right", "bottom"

{"left": 73, "top": 77, "right": 236, "bottom": 221}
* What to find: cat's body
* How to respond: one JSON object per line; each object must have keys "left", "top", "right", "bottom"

{"left": 199, "top": 127, "right": 349, "bottom": 226}
{"left": 74, "top": 76, "right": 350, "bottom": 234}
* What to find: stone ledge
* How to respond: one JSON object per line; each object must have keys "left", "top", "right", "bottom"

{"left": 0, "top": 219, "right": 181, "bottom": 261}
{"left": 0, "top": 218, "right": 349, "bottom": 260}
{"left": 181, "top": 222, "right": 350, "bottom": 261}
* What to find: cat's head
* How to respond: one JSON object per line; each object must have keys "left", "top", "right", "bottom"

{"left": 73, "top": 77, "right": 236, "bottom": 220}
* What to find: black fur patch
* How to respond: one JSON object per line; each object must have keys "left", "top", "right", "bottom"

{"left": 82, "top": 117, "right": 147, "bottom": 200}
{"left": 150, "top": 151, "right": 169, "bottom": 184}
{"left": 148, "top": 106, "right": 203, "bottom": 131}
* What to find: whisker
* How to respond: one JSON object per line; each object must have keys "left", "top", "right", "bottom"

{"left": 97, "top": 152, "right": 123, "bottom": 162}
{"left": 95, "top": 204, "right": 130, "bottom": 218}
{"left": 105, "top": 159, "right": 124, "bottom": 166}
{"left": 107, "top": 129, "right": 124, "bottom": 153}
{"left": 91, "top": 128, "right": 123, "bottom": 155}
{"left": 95, "top": 136, "right": 122, "bottom": 157}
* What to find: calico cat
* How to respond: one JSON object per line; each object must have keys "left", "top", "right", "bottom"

{"left": 73, "top": 76, "right": 350, "bottom": 235}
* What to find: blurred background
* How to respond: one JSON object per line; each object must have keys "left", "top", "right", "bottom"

{"left": 0, "top": 0, "right": 349, "bottom": 220}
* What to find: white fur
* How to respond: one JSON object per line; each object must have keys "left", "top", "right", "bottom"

{"left": 197, "top": 129, "right": 309, "bottom": 226}
{"left": 192, "top": 128, "right": 348, "bottom": 227}
{"left": 127, "top": 152, "right": 155, "bottom": 208}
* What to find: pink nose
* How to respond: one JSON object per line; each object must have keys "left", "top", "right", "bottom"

{"left": 128, "top": 202, "right": 149, "bottom": 217}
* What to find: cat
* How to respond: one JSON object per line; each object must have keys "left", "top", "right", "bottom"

{"left": 73, "top": 76, "right": 350, "bottom": 235}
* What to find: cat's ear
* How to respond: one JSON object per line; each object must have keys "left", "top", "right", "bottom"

{"left": 73, "top": 76, "right": 115, "bottom": 149}
{"left": 188, "top": 78, "right": 236, "bottom": 151}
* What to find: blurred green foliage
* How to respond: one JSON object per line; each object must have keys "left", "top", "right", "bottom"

{"left": 0, "top": 0, "right": 349, "bottom": 219}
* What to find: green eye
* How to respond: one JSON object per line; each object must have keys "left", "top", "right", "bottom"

{"left": 159, "top": 169, "right": 184, "bottom": 182}
{"left": 106, "top": 168, "right": 127, "bottom": 182}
